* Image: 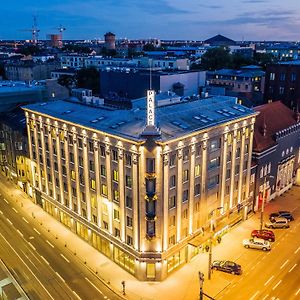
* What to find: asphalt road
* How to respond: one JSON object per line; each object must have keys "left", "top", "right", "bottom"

{"left": 212, "top": 195, "right": 300, "bottom": 300}
{"left": 0, "top": 183, "right": 122, "bottom": 300}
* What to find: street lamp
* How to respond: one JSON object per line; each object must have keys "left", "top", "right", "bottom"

{"left": 208, "top": 206, "right": 223, "bottom": 280}
{"left": 198, "top": 271, "right": 204, "bottom": 300}
{"left": 260, "top": 175, "right": 274, "bottom": 230}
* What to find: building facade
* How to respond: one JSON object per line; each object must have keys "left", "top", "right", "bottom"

{"left": 23, "top": 95, "right": 256, "bottom": 280}
{"left": 264, "top": 61, "right": 300, "bottom": 110}
{"left": 252, "top": 101, "right": 300, "bottom": 210}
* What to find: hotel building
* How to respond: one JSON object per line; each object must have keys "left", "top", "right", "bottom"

{"left": 23, "top": 94, "right": 256, "bottom": 280}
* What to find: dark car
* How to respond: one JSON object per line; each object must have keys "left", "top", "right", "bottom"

{"left": 251, "top": 229, "right": 275, "bottom": 242}
{"left": 211, "top": 260, "right": 242, "bottom": 275}
{"left": 269, "top": 211, "right": 294, "bottom": 221}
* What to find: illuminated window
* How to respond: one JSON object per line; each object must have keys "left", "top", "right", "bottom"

{"left": 125, "top": 175, "right": 132, "bottom": 188}
{"left": 227, "top": 133, "right": 232, "bottom": 145}
{"left": 91, "top": 179, "right": 96, "bottom": 190}
{"left": 113, "top": 209, "right": 120, "bottom": 220}
{"left": 270, "top": 73, "right": 275, "bottom": 80}
{"left": 169, "top": 215, "right": 175, "bottom": 226}
{"left": 91, "top": 196, "right": 96, "bottom": 208}
{"left": 113, "top": 170, "right": 119, "bottom": 182}
{"left": 100, "top": 165, "right": 106, "bottom": 176}
{"left": 195, "top": 164, "right": 201, "bottom": 177}
{"left": 101, "top": 184, "right": 107, "bottom": 196}
{"left": 71, "top": 170, "right": 76, "bottom": 180}
{"left": 183, "top": 169, "right": 189, "bottom": 182}
{"left": 114, "top": 190, "right": 119, "bottom": 202}
{"left": 183, "top": 209, "right": 188, "bottom": 219}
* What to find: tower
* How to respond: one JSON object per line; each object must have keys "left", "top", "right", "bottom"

{"left": 104, "top": 32, "right": 116, "bottom": 50}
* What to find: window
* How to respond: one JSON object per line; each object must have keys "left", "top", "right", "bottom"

{"left": 113, "top": 190, "right": 119, "bottom": 202}
{"left": 183, "top": 148, "right": 189, "bottom": 161}
{"left": 169, "top": 154, "right": 176, "bottom": 167}
{"left": 89, "top": 160, "right": 95, "bottom": 172}
{"left": 101, "top": 184, "right": 107, "bottom": 196}
{"left": 195, "top": 164, "right": 201, "bottom": 177}
{"left": 126, "top": 216, "right": 133, "bottom": 227}
{"left": 146, "top": 158, "right": 155, "bottom": 173}
{"left": 279, "top": 86, "right": 285, "bottom": 95}
{"left": 113, "top": 209, "right": 120, "bottom": 220}
{"left": 170, "top": 175, "right": 176, "bottom": 188}
{"left": 63, "top": 182, "right": 67, "bottom": 192}
{"left": 71, "top": 170, "right": 76, "bottom": 180}
{"left": 126, "top": 235, "right": 133, "bottom": 246}
{"left": 270, "top": 73, "right": 275, "bottom": 80}
{"left": 113, "top": 170, "right": 119, "bottom": 182}
{"left": 194, "top": 184, "right": 200, "bottom": 196}
{"left": 196, "top": 146, "right": 201, "bottom": 157}
{"left": 100, "top": 145, "right": 105, "bottom": 157}
{"left": 91, "top": 196, "right": 97, "bottom": 208}
{"left": 208, "top": 157, "right": 220, "bottom": 169}
{"left": 126, "top": 196, "right": 132, "bottom": 208}
{"left": 183, "top": 169, "right": 189, "bottom": 182}
{"left": 78, "top": 138, "right": 83, "bottom": 149}
{"left": 183, "top": 189, "right": 189, "bottom": 202}
{"left": 78, "top": 156, "right": 83, "bottom": 167}
{"left": 91, "top": 179, "right": 96, "bottom": 190}
{"left": 55, "top": 178, "right": 59, "bottom": 187}
{"left": 112, "top": 149, "right": 118, "bottom": 161}
{"left": 103, "top": 221, "right": 109, "bottom": 230}
{"left": 169, "top": 195, "right": 176, "bottom": 209}
{"left": 280, "top": 73, "right": 286, "bottom": 81}
{"left": 61, "top": 148, "right": 65, "bottom": 159}
{"left": 291, "top": 72, "right": 297, "bottom": 81}
{"left": 70, "top": 152, "right": 74, "bottom": 163}
{"left": 81, "top": 192, "right": 86, "bottom": 202}
{"left": 54, "top": 162, "right": 58, "bottom": 171}
{"left": 114, "top": 228, "right": 120, "bottom": 238}
{"left": 236, "top": 147, "right": 241, "bottom": 158}
{"left": 169, "top": 215, "right": 175, "bottom": 226}
{"left": 183, "top": 209, "right": 188, "bottom": 219}
{"left": 89, "top": 141, "right": 94, "bottom": 152}
{"left": 210, "top": 139, "right": 220, "bottom": 152}
{"left": 72, "top": 187, "right": 76, "bottom": 196}
{"left": 100, "top": 165, "right": 106, "bottom": 176}
{"left": 235, "top": 165, "right": 240, "bottom": 175}
{"left": 125, "top": 175, "right": 132, "bottom": 188}
{"left": 169, "top": 235, "right": 175, "bottom": 246}
{"left": 92, "top": 215, "right": 97, "bottom": 224}
{"left": 125, "top": 154, "right": 132, "bottom": 166}
{"left": 208, "top": 175, "right": 219, "bottom": 189}
{"left": 226, "top": 169, "right": 231, "bottom": 179}
{"left": 62, "top": 165, "right": 67, "bottom": 175}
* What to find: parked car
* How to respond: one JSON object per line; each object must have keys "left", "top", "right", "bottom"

{"left": 243, "top": 238, "right": 271, "bottom": 251}
{"left": 265, "top": 217, "right": 290, "bottom": 229}
{"left": 211, "top": 260, "right": 242, "bottom": 275}
{"left": 269, "top": 211, "right": 294, "bottom": 221}
{"left": 251, "top": 229, "right": 275, "bottom": 242}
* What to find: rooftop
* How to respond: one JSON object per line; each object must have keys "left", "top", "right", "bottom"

{"left": 279, "top": 60, "right": 300, "bottom": 65}
{"left": 24, "top": 95, "right": 255, "bottom": 142}
{"left": 208, "top": 68, "right": 265, "bottom": 78}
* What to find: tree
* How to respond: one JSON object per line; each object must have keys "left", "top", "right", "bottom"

{"left": 16, "top": 45, "right": 43, "bottom": 56}
{"left": 76, "top": 67, "right": 100, "bottom": 95}
{"left": 57, "top": 75, "right": 76, "bottom": 91}
{"left": 200, "top": 47, "right": 231, "bottom": 70}
{"left": 143, "top": 43, "right": 156, "bottom": 51}
{"left": 62, "top": 44, "right": 92, "bottom": 54}
{"left": 253, "top": 52, "right": 278, "bottom": 70}
{"left": 229, "top": 53, "right": 253, "bottom": 69}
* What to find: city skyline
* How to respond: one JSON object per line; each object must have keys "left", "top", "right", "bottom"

{"left": 1, "top": 0, "right": 300, "bottom": 41}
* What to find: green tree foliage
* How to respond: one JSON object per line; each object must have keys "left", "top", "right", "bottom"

{"left": 200, "top": 47, "right": 231, "bottom": 70}
{"left": 230, "top": 53, "right": 253, "bottom": 69}
{"left": 57, "top": 75, "right": 76, "bottom": 90}
{"left": 62, "top": 44, "right": 92, "bottom": 54}
{"left": 17, "top": 45, "right": 43, "bottom": 56}
{"left": 76, "top": 67, "right": 100, "bottom": 95}
{"left": 143, "top": 43, "right": 156, "bottom": 51}
{"left": 253, "top": 52, "right": 278, "bottom": 70}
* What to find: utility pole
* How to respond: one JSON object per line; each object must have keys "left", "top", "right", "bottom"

{"left": 198, "top": 271, "right": 204, "bottom": 300}
{"left": 208, "top": 237, "right": 213, "bottom": 280}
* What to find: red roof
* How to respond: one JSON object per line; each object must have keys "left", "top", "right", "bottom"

{"left": 253, "top": 101, "right": 298, "bottom": 152}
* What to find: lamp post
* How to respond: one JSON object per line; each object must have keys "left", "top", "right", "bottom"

{"left": 198, "top": 271, "right": 204, "bottom": 300}
{"left": 260, "top": 175, "right": 274, "bottom": 230}
{"left": 208, "top": 206, "right": 223, "bottom": 280}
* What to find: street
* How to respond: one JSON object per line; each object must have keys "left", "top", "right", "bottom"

{"left": 0, "top": 179, "right": 122, "bottom": 300}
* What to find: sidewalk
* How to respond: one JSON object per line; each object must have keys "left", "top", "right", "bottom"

{"left": 1, "top": 177, "right": 300, "bottom": 300}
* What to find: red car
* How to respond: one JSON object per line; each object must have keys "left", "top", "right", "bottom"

{"left": 251, "top": 230, "right": 275, "bottom": 242}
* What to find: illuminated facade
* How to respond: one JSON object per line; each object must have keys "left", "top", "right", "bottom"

{"left": 23, "top": 95, "right": 256, "bottom": 280}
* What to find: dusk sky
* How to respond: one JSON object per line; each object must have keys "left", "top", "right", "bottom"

{"left": 1, "top": 0, "right": 300, "bottom": 41}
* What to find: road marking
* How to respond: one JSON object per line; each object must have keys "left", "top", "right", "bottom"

{"left": 262, "top": 295, "right": 269, "bottom": 300}
{"left": 46, "top": 240, "right": 54, "bottom": 248}
{"left": 264, "top": 275, "right": 274, "bottom": 286}
{"left": 0, "top": 210, "right": 3, "bottom": 215}
{"left": 17, "top": 229, "right": 23, "bottom": 237}
{"left": 28, "top": 242, "right": 36, "bottom": 251}
{"left": 72, "top": 290, "right": 81, "bottom": 299}
{"left": 85, "top": 277, "right": 103, "bottom": 295}
{"left": 22, "top": 217, "right": 29, "bottom": 223}
{"left": 280, "top": 259, "right": 289, "bottom": 269}
{"left": 3, "top": 198, "right": 8, "bottom": 204}
{"left": 56, "top": 272, "right": 65, "bottom": 282}
{"left": 295, "top": 246, "right": 300, "bottom": 254}
{"left": 60, "top": 253, "right": 70, "bottom": 263}
{"left": 249, "top": 291, "right": 260, "bottom": 300}
{"left": 34, "top": 228, "right": 41, "bottom": 235}
{"left": 296, "top": 288, "right": 300, "bottom": 296}
{"left": 40, "top": 255, "right": 50, "bottom": 265}
{"left": 289, "top": 263, "right": 297, "bottom": 273}
{"left": 12, "top": 207, "right": 18, "bottom": 213}
{"left": 272, "top": 280, "right": 282, "bottom": 290}
{"left": 0, "top": 232, "right": 55, "bottom": 299}
{"left": 6, "top": 218, "right": 13, "bottom": 225}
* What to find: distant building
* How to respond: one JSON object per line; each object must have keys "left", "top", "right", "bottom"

{"left": 266, "top": 44, "right": 300, "bottom": 60}
{"left": 4, "top": 60, "right": 60, "bottom": 81}
{"left": 264, "top": 61, "right": 300, "bottom": 110}
{"left": 60, "top": 54, "right": 90, "bottom": 69}
{"left": 51, "top": 68, "right": 77, "bottom": 80}
{"left": 100, "top": 69, "right": 206, "bottom": 98}
{"left": 204, "top": 34, "right": 236, "bottom": 47}
{"left": 23, "top": 95, "right": 256, "bottom": 280}
{"left": 104, "top": 32, "right": 116, "bottom": 50}
{"left": 251, "top": 101, "right": 300, "bottom": 210}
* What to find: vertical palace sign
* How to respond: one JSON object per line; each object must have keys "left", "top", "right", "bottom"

{"left": 147, "top": 90, "right": 155, "bottom": 126}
